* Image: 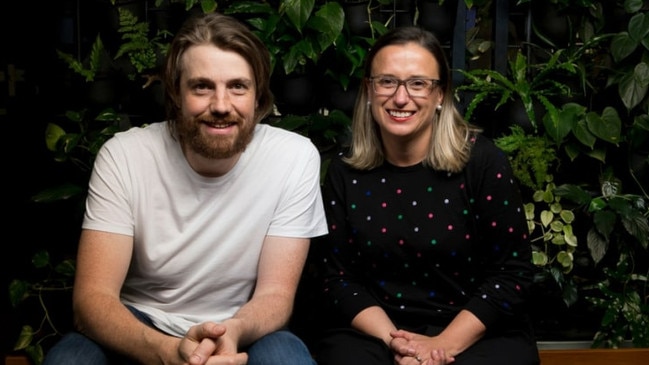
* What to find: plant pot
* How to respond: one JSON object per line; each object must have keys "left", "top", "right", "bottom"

{"left": 417, "top": 0, "right": 455, "bottom": 44}
{"left": 531, "top": 1, "right": 570, "bottom": 47}
{"left": 326, "top": 80, "right": 360, "bottom": 116}
{"left": 343, "top": 1, "right": 374, "bottom": 37}
{"left": 382, "top": 0, "right": 416, "bottom": 28}
{"left": 274, "top": 74, "right": 318, "bottom": 115}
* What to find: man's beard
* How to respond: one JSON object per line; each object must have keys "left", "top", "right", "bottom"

{"left": 177, "top": 115, "right": 255, "bottom": 159}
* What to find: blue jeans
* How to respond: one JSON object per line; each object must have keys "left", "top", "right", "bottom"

{"left": 43, "top": 306, "right": 316, "bottom": 365}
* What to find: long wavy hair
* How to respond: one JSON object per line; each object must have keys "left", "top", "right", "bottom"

{"left": 163, "top": 12, "right": 274, "bottom": 134}
{"left": 344, "top": 26, "right": 481, "bottom": 173}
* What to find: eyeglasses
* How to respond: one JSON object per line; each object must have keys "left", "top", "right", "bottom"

{"left": 369, "top": 76, "right": 441, "bottom": 98}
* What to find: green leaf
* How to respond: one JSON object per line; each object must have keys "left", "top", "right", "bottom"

{"left": 563, "top": 281, "right": 578, "bottom": 307}
{"left": 625, "top": 0, "right": 645, "bottom": 13}
{"left": 557, "top": 251, "right": 573, "bottom": 269}
{"left": 586, "top": 107, "right": 622, "bottom": 145}
{"left": 635, "top": 113, "right": 649, "bottom": 131}
{"left": 32, "top": 250, "right": 51, "bottom": 269}
{"left": 550, "top": 202, "right": 562, "bottom": 214}
{"left": 8, "top": 280, "right": 29, "bottom": 308}
{"left": 594, "top": 209, "right": 617, "bottom": 237}
{"left": 572, "top": 118, "right": 597, "bottom": 149}
{"left": 550, "top": 220, "right": 564, "bottom": 233}
{"left": 611, "top": 32, "right": 637, "bottom": 63}
{"left": 524, "top": 202, "right": 535, "bottom": 220}
{"left": 620, "top": 208, "right": 649, "bottom": 245}
{"left": 282, "top": 0, "right": 314, "bottom": 31}
{"left": 563, "top": 225, "right": 578, "bottom": 247}
{"left": 272, "top": 114, "right": 310, "bottom": 131}
{"left": 45, "top": 123, "right": 66, "bottom": 152}
{"left": 584, "top": 147, "right": 607, "bottom": 163}
{"left": 310, "top": 2, "right": 344, "bottom": 51}
{"left": 200, "top": 0, "right": 217, "bottom": 13}
{"left": 544, "top": 103, "right": 581, "bottom": 143}
{"left": 554, "top": 184, "right": 592, "bottom": 205}
{"left": 619, "top": 62, "right": 649, "bottom": 110}
{"left": 563, "top": 142, "right": 581, "bottom": 161}
{"left": 55, "top": 259, "right": 77, "bottom": 277}
{"left": 532, "top": 251, "right": 548, "bottom": 266}
{"left": 13, "top": 325, "right": 35, "bottom": 351}
{"left": 589, "top": 197, "right": 608, "bottom": 212}
{"left": 30, "top": 183, "right": 84, "bottom": 203}
{"left": 587, "top": 227, "right": 608, "bottom": 265}
{"left": 541, "top": 210, "right": 554, "bottom": 227}
{"left": 25, "top": 344, "right": 44, "bottom": 365}
{"left": 628, "top": 12, "right": 649, "bottom": 43}
{"left": 559, "top": 210, "right": 575, "bottom": 224}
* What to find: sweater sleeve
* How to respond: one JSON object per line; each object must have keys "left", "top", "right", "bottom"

{"left": 462, "top": 135, "right": 537, "bottom": 328}
{"left": 314, "top": 155, "right": 382, "bottom": 324}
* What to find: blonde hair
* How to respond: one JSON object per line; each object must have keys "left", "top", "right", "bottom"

{"left": 344, "top": 27, "right": 481, "bottom": 173}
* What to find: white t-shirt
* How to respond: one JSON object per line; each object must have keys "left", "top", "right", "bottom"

{"left": 83, "top": 121, "right": 328, "bottom": 336}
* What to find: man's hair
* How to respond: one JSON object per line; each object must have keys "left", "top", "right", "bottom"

{"left": 163, "top": 12, "right": 274, "bottom": 127}
{"left": 345, "top": 26, "right": 481, "bottom": 172}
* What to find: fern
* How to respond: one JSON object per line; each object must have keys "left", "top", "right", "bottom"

{"left": 494, "top": 125, "right": 558, "bottom": 191}
{"left": 114, "top": 7, "right": 171, "bottom": 78}
{"left": 56, "top": 35, "right": 105, "bottom": 82}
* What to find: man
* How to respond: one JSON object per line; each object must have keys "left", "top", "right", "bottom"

{"left": 43, "top": 12, "right": 327, "bottom": 365}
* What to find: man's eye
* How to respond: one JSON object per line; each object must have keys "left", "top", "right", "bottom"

{"left": 229, "top": 82, "right": 251, "bottom": 95}
{"left": 194, "top": 83, "right": 210, "bottom": 92}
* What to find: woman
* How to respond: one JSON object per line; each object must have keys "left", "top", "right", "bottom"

{"left": 312, "top": 26, "right": 540, "bottom": 365}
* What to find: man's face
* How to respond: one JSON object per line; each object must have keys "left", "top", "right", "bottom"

{"left": 177, "top": 44, "right": 257, "bottom": 159}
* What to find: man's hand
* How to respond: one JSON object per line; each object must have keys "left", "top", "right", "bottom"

{"left": 179, "top": 322, "right": 248, "bottom": 365}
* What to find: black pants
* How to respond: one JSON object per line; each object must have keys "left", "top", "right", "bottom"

{"left": 314, "top": 326, "right": 540, "bottom": 365}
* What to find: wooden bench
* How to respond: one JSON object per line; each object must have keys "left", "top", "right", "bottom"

{"left": 538, "top": 347, "right": 648, "bottom": 365}
{"left": 7, "top": 347, "right": 649, "bottom": 365}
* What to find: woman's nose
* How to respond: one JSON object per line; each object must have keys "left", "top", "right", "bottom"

{"left": 392, "top": 84, "right": 411, "bottom": 104}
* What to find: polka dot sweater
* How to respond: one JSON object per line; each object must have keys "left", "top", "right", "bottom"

{"left": 315, "top": 134, "right": 536, "bottom": 330}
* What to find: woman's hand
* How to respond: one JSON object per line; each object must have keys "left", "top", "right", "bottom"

{"left": 390, "top": 330, "right": 455, "bottom": 365}
{"left": 393, "top": 348, "right": 453, "bottom": 365}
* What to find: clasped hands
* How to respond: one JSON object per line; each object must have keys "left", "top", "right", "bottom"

{"left": 389, "top": 329, "right": 456, "bottom": 365}
{"left": 178, "top": 322, "right": 248, "bottom": 365}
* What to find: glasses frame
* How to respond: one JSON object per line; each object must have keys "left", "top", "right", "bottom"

{"left": 368, "top": 76, "right": 441, "bottom": 98}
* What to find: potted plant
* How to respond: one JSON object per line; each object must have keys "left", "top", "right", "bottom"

{"left": 455, "top": 45, "right": 580, "bottom": 134}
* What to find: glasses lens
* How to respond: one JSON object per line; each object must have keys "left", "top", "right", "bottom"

{"left": 406, "top": 79, "right": 432, "bottom": 97}
{"left": 372, "top": 77, "right": 435, "bottom": 97}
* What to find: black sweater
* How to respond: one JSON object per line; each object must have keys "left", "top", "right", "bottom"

{"left": 314, "top": 134, "right": 536, "bottom": 331}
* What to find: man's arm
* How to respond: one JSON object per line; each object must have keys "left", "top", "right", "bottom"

{"left": 222, "top": 235, "right": 310, "bottom": 347}
{"left": 72, "top": 229, "right": 186, "bottom": 364}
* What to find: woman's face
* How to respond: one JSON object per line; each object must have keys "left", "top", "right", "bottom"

{"left": 367, "top": 42, "right": 443, "bottom": 143}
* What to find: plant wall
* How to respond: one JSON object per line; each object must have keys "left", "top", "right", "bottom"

{"left": 6, "top": 1, "right": 649, "bottom": 363}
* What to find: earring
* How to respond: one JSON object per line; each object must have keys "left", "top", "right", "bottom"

{"left": 436, "top": 104, "right": 442, "bottom": 111}
{"left": 367, "top": 101, "right": 371, "bottom": 106}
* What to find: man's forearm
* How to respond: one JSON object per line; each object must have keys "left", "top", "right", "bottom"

{"left": 225, "top": 292, "right": 295, "bottom": 348}
{"left": 74, "top": 294, "right": 177, "bottom": 364}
